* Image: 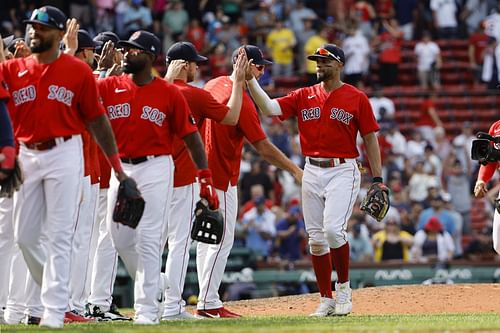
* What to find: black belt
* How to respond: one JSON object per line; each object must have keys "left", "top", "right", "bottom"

{"left": 308, "top": 157, "right": 346, "bottom": 168}
{"left": 120, "top": 155, "right": 162, "bottom": 165}
{"left": 23, "top": 136, "right": 73, "bottom": 151}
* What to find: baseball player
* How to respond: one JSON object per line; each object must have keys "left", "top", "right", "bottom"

{"left": 0, "top": 6, "right": 130, "bottom": 328}
{"left": 474, "top": 119, "right": 500, "bottom": 255}
{"left": 86, "top": 32, "right": 130, "bottom": 321}
{"left": 196, "top": 45, "right": 303, "bottom": 318}
{"left": 98, "top": 30, "right": 218, "bottom": 325}
{"left": 160, "top": 42, "right": 247, "bottom": 320}
{"left": 245, "top": 44, "right": 383, "bottom": 316}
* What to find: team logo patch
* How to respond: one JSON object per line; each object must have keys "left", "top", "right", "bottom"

{"left": 131, "top": 31, "right": 141, "bottom": 40}
{"left": 330, "top": 107, "right": 353, "bottom": 125}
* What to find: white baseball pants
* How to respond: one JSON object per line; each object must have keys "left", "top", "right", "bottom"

{"left": 108, "top": 156, "right": 173, "bottom": 320}
{"left": 14, "top": 135, "right": 83, "bottom": 324}
{"left": 197, "top": 186, "right": 237, "bottom": 310}
{"left": 161, "top": 182, "right": 199, "bottom": 316}
{"left": 493, "top": 192, "right": 500, "bottom": 255}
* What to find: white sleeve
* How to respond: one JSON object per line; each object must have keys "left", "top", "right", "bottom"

{"left": 246, "top": 77, "right": 283, "bottom": 116}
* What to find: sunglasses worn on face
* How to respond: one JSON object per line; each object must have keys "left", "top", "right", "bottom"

{"left": 315, "top": 47, "right": 342, "bottom": 63}
{"left": 252, "top": 64, "right": 264, "bottom": 71}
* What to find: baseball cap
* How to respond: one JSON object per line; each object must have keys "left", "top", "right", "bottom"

{"left": 425, "top": 216, "right": 443, "bottom": 233}
{"left": 24, "top": 6, "right": 67, "bottom": 31}
{"left": 307, "top": 44, "right": 345, "bottom": 64}
{"left": 94, "top": 31, "right": 119, "bottom": 45}
{"left": 232, "top": 45, "right": 272, "bottom": 65}
{"left": 118, "top": 30, "right": 161, "bottom": 56}
{"left": 166, "top": 41, "right": 207, "bottom": 63}
{"left": 77, "top": 29, "right": 102, "bottom": 50}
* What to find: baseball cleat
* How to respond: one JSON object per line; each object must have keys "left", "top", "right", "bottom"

{"left": 309, "top": 296, "right": 336, "bottom": 317}
{"left": 133, "top": 314, "right": 159, "bottom": 325}
{"left": 64, "top": 310, "right": 96, "bottom": 323}
{"left": 334, "top": 281, "right": 352, "bottom": 315}
{"left": 39, "top": 316, "right": 64, "bottom": 328}
{"left": 84, "top": 303, "right": 131, "bottom": 321}
{"left": 195, "top": 307, "right": 242, "bottom": 318}
{"left": 161, "top": 311, "right": 199, "bottom": 320}
{"left": 24, "top": 315, "right": 41, "bottom": 325}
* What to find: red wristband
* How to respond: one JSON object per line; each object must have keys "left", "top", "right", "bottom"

{"left": 1, "top": 146, "right": 15, "bottom": 169}
{"left": 108, "top": 153, "right": 123, "bottom": 174}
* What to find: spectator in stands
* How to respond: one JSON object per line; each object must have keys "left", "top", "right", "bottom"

{"left": 372, "top": 208, "right": 414, "bottom": 262}
{"left": 295, "top": 17, "right": 316, "bottom": 74}
{"left": 275, "top": 206, "right": 307, "bottom": 262}
{"left": 268, "top": 118, "right": 291, "bottom": 157}
{"left": 369, "top": 87, "right": 396, "bottom": 122}
{"left": 430, "top": 0, "right": 459, "bottom": 39}
{"left": 417, "top": 194, "right": 457, "bottom": 239}
{"left": 342, "top": 25, "right": 370, "bottom": 88}
{"left": 411, "top": 216, "right": 455, "bottom": 265}
{"left": 460, "top": 0, "right": 490, "bottom": 36}
{"left": 443, "top": 157, "right": 472, "bottom": 234}
{"left": 69, "top": 0, "right": 93, "bottom": 32}
{"left": 415, "top": 92, "right": 443, "bottom": 147}
{"left": 484, "top": 4, "right": 500, "bottom": 41}
{"left": 347, "top": 222, "right": 373, "bottom": 263}
{"left": 468, "top": 21, "right": 490, "bottom": 86}
{"left": 240, "top": 184, "right": 274, "bottom": 218}
{"left": 123, "top": 0, "right": 153, "bottom": 38}
{"left": 399, "top": 206, "right": 417, "bottom": 235}
{"left": 266, "top": 20, "right": 296, "bottom": 77}
{"left": 408, "top": 159, "right": 439, "bottom": 203}
{"left": 114, "top": 0, "right": 130, "bottom": 38}
{"left": 217, "top": 16, "right": 241, "bottom": 54}
{"left": 161, "top": 0, "right": 189, "bottom": 43}
{"left": 186, "top": 18, "right": 206, "bottom": 53}
{"left": 423, "top": 144, "right": 442, "bottom": 185}
{"left": 304, "top": 25, "right": 328, "bottom": 86}
{"left": 376, "top": 0, "right": 395, "bottom": 21}
{"left": 208, "top": 43, "right": 231, "bottom": 78}
{"left": 433, "top": 126, "right": 452, "bottom": 161}
{"left": 240, "top": 196, "right": 277, "bottom": 261}
{"left": 481, "top": 36, "right": 500, "bottom": 90}
{"left": 253, "top": 2, "right": 277, "bottom": 47}
{"left": 240, "top": 160, "right": 274, "bottom": 205}
{"left": 375, "top": 19, "right": 403, "bottom": 87}
{"left": 463, "top": 226, "right": 497, "bottom": 261}
{"left": 442, "top": 192, "right": 464, "bottom": 256}
{"left": 350, "top": 0, "right": 376, "bottom": 40}
{"left": 452, "top": 121, "right": 476, "bottom": 174}
{"left": 414, "top": 31, "right": 442, "bottom": 90}
{"left": 394, "top": 0, "right": 418, "bottom": 40}
{"left": 405, "top": 130, "right": 427, "bottom": 163}
{"left": 288, "top": 0, "right": 317, "bottom": 36}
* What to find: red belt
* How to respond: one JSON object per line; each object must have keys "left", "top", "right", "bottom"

{"left": 23, "top": 136, "right": 73, "bottom": 151}
{"left": 308, "top": 157, "right": 346, "bottom": 168}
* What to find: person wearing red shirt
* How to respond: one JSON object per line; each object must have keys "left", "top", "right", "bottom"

{"left": 468, "top": 22, "right": 490, "bottom": 86}
{"left": 246, "top": 44, "right": 384, "bottom": 316}
{"left": 0, "top": 6, "right": 130, "bottom": 328}
{"left": 376, "top": 19, "right": 403, "bottom": 86}
{"left": 196, "top": 45, "right": 303, "bottom": 318}
{"left": 160, "top": 41, "right": 247, "bottom": 320}
{"left": 415, "top": 92, "right": 443, "bottom": 147}
{"left": 98, "top": 31, "right": 218, "bottom": 325}
{"left": 474, "top": 120, "right": 500, "bottom": 255}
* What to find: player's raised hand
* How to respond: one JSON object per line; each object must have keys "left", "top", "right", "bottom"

{"left": 233, "top": 49, "right": 248, "bottom": 83}
{"left": 107, "top": 63, "right": 123, "bottom": 77}
{"left": 63, "top": 18, "right": 79, "bottom": 55}
{"left": 97, "top": 41, "right": 115, "bottom": 71}
{"left": 13, "top": 40, "right": 30, "bottom": 58}
{"left": 164, "top": 59, "right": 186, "bottom": 83}
{"left": 245, "top": 58, "right": 255, "bottom": 81}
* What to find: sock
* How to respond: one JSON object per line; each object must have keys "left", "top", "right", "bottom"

{"left": 330, "top": 243, "right": 350, "bottom": 283}
{"left": 311, "top": 253, "right": 332, "bottom": 298}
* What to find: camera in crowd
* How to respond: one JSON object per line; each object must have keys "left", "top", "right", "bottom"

{"left": 471, "top": 132, "right": 500, "bottom": 165}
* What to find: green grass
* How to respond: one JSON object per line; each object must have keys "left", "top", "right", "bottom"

{"left": 1, "top": 313, "right": 500, "bottom": 333}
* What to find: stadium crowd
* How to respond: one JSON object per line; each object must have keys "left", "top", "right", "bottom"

{"left": 0, "top": 0, "right": 500, "bottom": 319}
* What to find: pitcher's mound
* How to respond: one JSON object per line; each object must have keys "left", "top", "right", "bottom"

{"left": 219, "top": 284, "right": 500, "bottom": 316}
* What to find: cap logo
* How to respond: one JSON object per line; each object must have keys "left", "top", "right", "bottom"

{"left": 131, "top": 31, "right": 141, "bottom": 40}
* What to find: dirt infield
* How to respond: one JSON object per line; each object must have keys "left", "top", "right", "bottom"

{"left": 216, "top": 284, "right": 500, "bottom": 316}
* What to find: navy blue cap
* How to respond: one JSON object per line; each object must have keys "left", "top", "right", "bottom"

{"left": 118, "top": 30, "right": 161, "bottom": 56}
{"left": 166, "top": 42, "right": 207, "bottom": 63}
{"left": 94, "top": 31, "right": 119, "bottom": 45}
{"left": 307, "top": 44, "right": 345, "bottom": 64}
{"left": 24, "top": 6, "right": 67, "bottom": 30}
{"left": 77, "top": 29, "right": 102, "bottom": 50}
{"left": 232, "top": 45, "right": 272, "bottom": 65}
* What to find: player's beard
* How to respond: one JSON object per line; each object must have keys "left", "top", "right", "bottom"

{"left": 316, "top": 70, "right": 333, "bottom": 82}
{"left": 30, "top": 37, "right": 53, "bottom": 53}
{"left": 122, "top": 60, "right": 146, "bottom": 74}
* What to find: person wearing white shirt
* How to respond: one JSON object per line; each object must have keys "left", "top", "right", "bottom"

{"left": 369, "top": 88, "right": 395, "bottom": 121}
{"left": 430, "top": 0, "right": 458, "bottom": 39}
{"left": 342, "top": 27, "right": 370, "bottom": 88}
{"left": 414, "top": 32, "right": 441, "bottom": 90}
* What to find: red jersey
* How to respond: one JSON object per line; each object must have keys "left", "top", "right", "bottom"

{"left": 477, "top": 120, "right": 500, "bottom": 183}
{"left": 379, "top": 31, "right": 402, "bottom": 64}
{"left": 98, "top": 149, "right": 111, "bottom": 189}
{"left": 98, "top": 75, "right": 197, "bottom": 157}
{"left": 203, "top": 76, "right": 267, "bottom": 191}
{"left": 0, "top": 71, "right": 9, "bottom": 100}
{"left": 469, "top": 32, "right": 490, "bottom": 64}
{"left": 416, "top": 98, "right": 435, "bottom": 127}
{"left": 0, "top": 54, "right": 104, "bottom": 144}
{"left": 172, "top": 80, "right": 228, "bottom": 187}
{"left": 277, "top": 83, "right": 379, "bottom": 158}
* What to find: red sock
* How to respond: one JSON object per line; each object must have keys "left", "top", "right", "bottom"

{"left": 330, "top": 243, "right": 350, "bottom": 283}
{"left": 311, "top": 253, "right": 332, "bottom": 298}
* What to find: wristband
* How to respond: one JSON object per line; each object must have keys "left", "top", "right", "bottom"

{"left": 372, "top": 177, "right": 383, "bottom": 183}
{"left": 108, "top": 153, "right": 123, "bottom": 174}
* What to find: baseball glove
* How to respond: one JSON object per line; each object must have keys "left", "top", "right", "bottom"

{"left": 360, "top": 182, "right": 390, "bottom": 222}
{"left": 191, "top": 199, "right": 224, "bottom": 244}
{"left": 0, "top": 158, "right": 23, "bottom": 198}
{"left": 112, "top": 177, "right": 145, "bottom": 229}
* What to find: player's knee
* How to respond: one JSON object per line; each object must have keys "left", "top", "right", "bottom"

{"left": 325, "top": 229, "right": 347, "bottom": 249}
{"left": 309, "top": 240, "right": 329, "bottom": 256}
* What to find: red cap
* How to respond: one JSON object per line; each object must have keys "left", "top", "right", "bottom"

{"left": 425, "top": 216, "right": 443, "bottom": 233}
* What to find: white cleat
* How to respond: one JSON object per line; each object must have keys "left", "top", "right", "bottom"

{"left": 334, "top": 281, "right": 352, "bottom": 316}
{"left": 162, "top": 311, "right": 199, "bottom": 321}
{"left": 39, "top": 316, "right": 64, "bottom": 329}
{"left": 133, "top": 314, "right": 159, "bottom": 325}
{"left": 309, "top": 297, "right": 336, "bottom": 317}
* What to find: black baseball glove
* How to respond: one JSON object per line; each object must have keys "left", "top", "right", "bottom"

{"left": 112, "top": 177, "right": 145, "bottom": 229}
{"left": 0, "top": 158, "right": 23, "bottom": 198}
{"left": 360, "top": 182, "right": 390, "bottom": 222}
{"left": 191, "top": 199, "right": 224, "bottom": 244}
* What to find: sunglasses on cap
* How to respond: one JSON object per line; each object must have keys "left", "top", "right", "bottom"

{"left": 315, "top": 47, "right": 342, "bottom": 63}
{"left": 29, "top": 9, "right": 60, "bottom": 27}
